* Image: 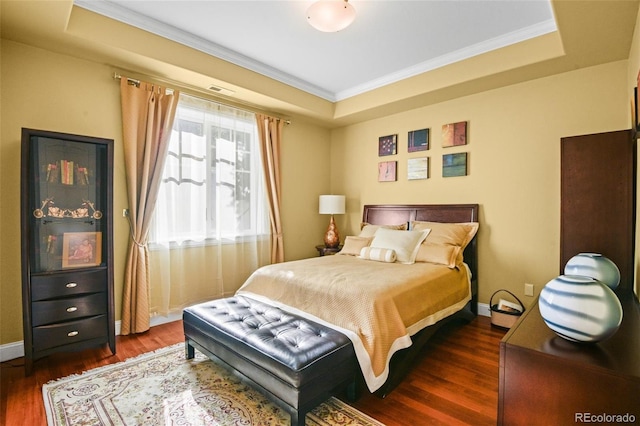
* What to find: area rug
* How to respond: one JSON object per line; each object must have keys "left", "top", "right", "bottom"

{"left": 43, "top": 343, "right": 384, "bottom": 426}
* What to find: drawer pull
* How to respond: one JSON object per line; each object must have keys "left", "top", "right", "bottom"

{"left": 66, "top": 306, "right": 78, "bottom": 313}
{"left": 65, "top": 282, "right": 78, "bottom": 288}
{"left": 67, "top": 331, "right": 79, "bottom": 337}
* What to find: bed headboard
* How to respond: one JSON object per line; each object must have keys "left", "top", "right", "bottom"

{"left": 362, "top": 204, "right": 480, "bottom": 304}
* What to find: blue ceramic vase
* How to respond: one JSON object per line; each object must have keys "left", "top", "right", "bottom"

{"left": 539, "top": 274, "right": 622, "bottom": 343}
{"left": 564, "top": 253, "right": 620, "bottom": 290}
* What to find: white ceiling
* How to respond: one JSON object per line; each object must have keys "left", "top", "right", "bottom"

{"left": 75, "top": 0, "right": 557, "bottom": 102}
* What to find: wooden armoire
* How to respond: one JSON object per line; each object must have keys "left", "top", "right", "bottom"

{"left": 560, "top": 129, "right": 636, "bottom": 296}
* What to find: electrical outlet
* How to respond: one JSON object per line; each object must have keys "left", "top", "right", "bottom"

{"left": 524, "top": 283, "right": 534, "bottom": 297}
{"left": 122, "top": 208, "right": 129, "bottom": 217}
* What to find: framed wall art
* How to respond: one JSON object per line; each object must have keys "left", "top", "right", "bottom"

{"left": 407, "top": 157, "right": 429, "bottom": 180}
{"left": 62, "top": 231, "right": 102, "bottom": 268}
{"left": 442, "top": 121, "right": 467, "bottom": 147}
{"left": 378, "top": 134, "right": 397, "bottom": 156}
{"left": 442, "top": 153, "right": 468, "bottom": 177}
{"left": 408, "top": 128, "right": 429, "bottom": 152}
{"left": 378, "top": 161, "right": 397, "bottom": 182}
{"left": 636, "top": 70, "right": 640, "bottom": 132}
{"left": 633, "top": 87, "right": 640, "bottom": 132}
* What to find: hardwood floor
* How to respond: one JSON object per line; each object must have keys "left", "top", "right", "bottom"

{"left": 0, "top": 315, "right": 505, "bottom": 425}
{"left": 350, "top": 316, "right": 507, "bottom": 426}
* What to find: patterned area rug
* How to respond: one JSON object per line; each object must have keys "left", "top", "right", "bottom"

{"left": 42, "top": 343, "right": 384, "bottom": 426}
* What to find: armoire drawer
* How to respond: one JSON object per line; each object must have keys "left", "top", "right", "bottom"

{"left": 32, "top": 315, "right": 108, "bottom": 352}
{"left": 31, "top": 269, "right": 106, "bottom": 301}
{"left": 31, "top": 292, "right": 107, "bottom": 327}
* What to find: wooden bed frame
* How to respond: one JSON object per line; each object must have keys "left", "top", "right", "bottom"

{"left": 362, "top": 203, "right": 479, "bottom": 397}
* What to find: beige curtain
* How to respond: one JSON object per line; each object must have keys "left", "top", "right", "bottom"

{"left": 256, "top": 114, "right": 285, "bottom": 263}
{"left": 119, "top": 78, "right": 179, "bottom": 335}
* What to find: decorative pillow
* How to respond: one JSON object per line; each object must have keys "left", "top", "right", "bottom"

{"left": 358, "top": 222, "right": 407, "bottom": 237}
{"left": 411, "top": 221, "right": 479, "bottom": 268}
{"left": 359, "top": 247, "right": 397, "bottom": 263}
{"left": 338, "top": 236, "right": 373, "bottom": 256}
{"left": 369, "top": 228, "right": 430, "bottom": 264}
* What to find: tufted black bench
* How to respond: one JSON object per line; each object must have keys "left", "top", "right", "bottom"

{"left": 183, "top": 296, "right": 356, "bottom": 426}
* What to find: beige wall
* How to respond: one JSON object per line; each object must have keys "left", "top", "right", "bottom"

{"left": 0, "top": 40, "right": 331, "bottom": 345}
{"left": 0, "top": 32, "right": 635, "bottom": 347}
{"left": 1, "top": 41, "right": 127, "bottom": 344}
{"left": 329, "top": 61, "right": 630, "bottom": 307}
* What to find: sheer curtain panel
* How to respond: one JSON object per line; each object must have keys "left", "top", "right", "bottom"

{"left": 148, "top": 95, "right": 270, "bottom": 317}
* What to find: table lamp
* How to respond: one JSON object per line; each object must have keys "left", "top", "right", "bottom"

{"left": 319, "top": 195, "right": 345, "bottom": 248}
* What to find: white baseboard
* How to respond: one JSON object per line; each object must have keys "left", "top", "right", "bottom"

{"left": 478, "top": 302, "right": 491, "bottom": 317}
{"left": 0, "top": 313, "right": 184, "bottom": 363}
{"left": 0, "top": 341, "right": 25, "bottom": 363}
{"left": 1, "top": 306, "right": 489, "bottom": 363}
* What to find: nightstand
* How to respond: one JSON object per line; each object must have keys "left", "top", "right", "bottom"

{"left": 315, "top": 245, "right": 342, "bottom": 256}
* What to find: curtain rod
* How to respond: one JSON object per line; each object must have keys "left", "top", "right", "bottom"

{"left": 113, "top": 72, "right": 140, "bottom": 87}
{"left": 112, "top": 72, "right": 291, "bottom": 125}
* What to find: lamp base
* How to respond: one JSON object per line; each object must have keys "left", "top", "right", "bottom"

{"left": 324, "top": 215, "right": 340, "bottom": 248}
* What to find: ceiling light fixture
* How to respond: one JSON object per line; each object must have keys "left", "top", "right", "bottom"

{"left": 307, "top": 0, "right": 356, "bottom": 33}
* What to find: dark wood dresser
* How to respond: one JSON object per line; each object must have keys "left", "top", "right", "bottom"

{"left": 498, "top": 296, "right": 640, "bottom": 425}
{"left": 498, "top": 128, "right": 639, "bottom": 424}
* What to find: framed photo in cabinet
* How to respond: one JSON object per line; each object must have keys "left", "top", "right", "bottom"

{"left": 62, "top": 232, "right": 102, "bottom": 268}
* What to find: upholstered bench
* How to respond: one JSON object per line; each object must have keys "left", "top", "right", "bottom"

{"left": 183, "top": 296, "right": 356, "bottom": 426}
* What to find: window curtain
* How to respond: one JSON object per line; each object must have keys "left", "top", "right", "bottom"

{"left": 256, "top": 114, "right": 285, "bottom": 263}
{"left": 119, "top": 77, "right": 179, "bottom": 335}
{"left": 148, "top": 96, "right": 270, "bottom": 318}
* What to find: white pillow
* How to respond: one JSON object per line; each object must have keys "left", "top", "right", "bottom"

{"left": 369, "top": 228, "right": 431, "bottom": 264}
{"left": 359, "top": 247, "right": 397, "bottom": 263}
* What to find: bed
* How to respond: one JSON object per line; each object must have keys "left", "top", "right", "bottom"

{"left": 236, "top": 203, "right": 479, "bottom": 396}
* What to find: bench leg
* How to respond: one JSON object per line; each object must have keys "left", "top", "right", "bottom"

{"left": 185, "top": 341, "right": 195, "bottom": 359}
{"left": 346, "top": 379, "right": 361, "bottom": 402}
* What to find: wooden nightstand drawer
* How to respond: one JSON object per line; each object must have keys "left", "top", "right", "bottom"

{"left": 31, "top": 269, "right": 106, "bottom": 301}
{"left": 32, "top": 315, "right": 108, "bottom": 352}
{"left": 32, "top": 292, "right": 107, "bottom": 327}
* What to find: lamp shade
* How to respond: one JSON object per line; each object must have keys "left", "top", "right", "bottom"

{"left": 307, "top": 0, "right": 356, "bottom": 33}
{"left": 319, "top": 195, "right": 345, "bottom": 215}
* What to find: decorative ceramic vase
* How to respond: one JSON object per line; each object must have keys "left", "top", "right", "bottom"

{"left": 564, "top": 253, "right": 620, "bottom": 290}
{"left": 539, "top": 275, "right": 623, "bottom": 343}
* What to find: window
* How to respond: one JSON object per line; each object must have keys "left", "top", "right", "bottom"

{"left": 150, "top": 94, "right": 268, "bottom": 246}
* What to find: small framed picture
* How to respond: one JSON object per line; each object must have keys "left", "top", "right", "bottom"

{"left": 633, "top": 87, "right": 640, "bottom": 132}
{"left": 378, "top": 161, "right": 397, "bottom": 182}
{"left": 378, "top": 134, "right": 397, "bottom": 156}
{"left": 442, "top": 153, "right": 468, "bottom": 177}
{"left": 407, "top": 157, "right": 429, "bottom": 180}
{"left": 636, "top": 70, "right": 640, "bottom": 132}
{"left": 408, "top": 128, "right": 429, "bottom": 152}
{"left": 442, "top": 121, "right": 467, "bottom": 147}
{"left": 62, "top": 232, "right": 102, "bottom": 268}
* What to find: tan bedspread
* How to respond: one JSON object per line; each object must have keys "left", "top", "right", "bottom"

{"left": 236, "top": 255, "right": 471, "bottom": 392}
